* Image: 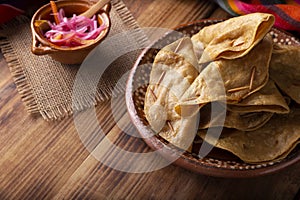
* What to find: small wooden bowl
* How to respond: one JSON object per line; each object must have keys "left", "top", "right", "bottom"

{"left": 31, "top": 0, "right": 111, "bottom": 64}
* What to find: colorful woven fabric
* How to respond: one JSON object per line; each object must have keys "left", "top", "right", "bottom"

{"left": 215, "top": 0, "right": 300, "bottom": 33}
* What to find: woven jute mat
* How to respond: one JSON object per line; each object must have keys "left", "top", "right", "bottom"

{"left": 0, "top": 0, "right": 148, "bottom": 120}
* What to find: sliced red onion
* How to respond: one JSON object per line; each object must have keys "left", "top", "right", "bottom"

{"left": 44, "top": 8, "right": 107, "bottom": 47}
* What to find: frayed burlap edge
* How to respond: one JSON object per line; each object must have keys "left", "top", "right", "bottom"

{"left": 0, "top": 0, "right": 148, "bottom": 121}
{"left": 0, "top": 16, "right": 40, "bottom": 114}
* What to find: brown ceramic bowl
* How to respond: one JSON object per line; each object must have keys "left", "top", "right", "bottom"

{"left": 126, "top": 19, "right": 300, "bottom": 178}
{"left": 31, "top": 0, "right": 111, "bottom": 64}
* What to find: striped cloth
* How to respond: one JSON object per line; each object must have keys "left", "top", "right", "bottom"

{"left": 215, "top": 0, "right": 300, "bottom": 33}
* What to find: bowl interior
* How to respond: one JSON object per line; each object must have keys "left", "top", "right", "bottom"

{"left": 37, "top": 1, "right": 91, "bottom": 21}
{"left": 32, "top": 0, "right": 110, "bottom": 50}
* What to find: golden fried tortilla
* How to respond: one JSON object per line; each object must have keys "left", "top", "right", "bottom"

{"left": 144, "top": 37, "right": 200, "bottom": 150}
{"left": 198, "top": 102, "right": 273, "bottom": 131}
{"left": 227, "top": 80, "right": 290, "bottom": 114}
{"left": 198, "top": 106, "right": 300, "bottom": 164}
{"left": 270, "top": 44, "right": 300, "bottom": 104}
{"left": 191, "top": 13, "right": 275, "bottom": 63}
{"left": 177, "top": 34, "right": 273, "bottom": 110}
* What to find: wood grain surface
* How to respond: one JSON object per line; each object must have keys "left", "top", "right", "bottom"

{"left": 0, "top": 0, "right": 299, "bottom": 199}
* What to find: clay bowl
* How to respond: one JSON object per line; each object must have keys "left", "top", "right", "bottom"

{"left": 126, "top": 19, "right": 300, "bottom": 178}
{"left": 30, "top": 0, "right": 111, "bottom": 64}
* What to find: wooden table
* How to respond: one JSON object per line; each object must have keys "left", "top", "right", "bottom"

{"left": 1, "top": 0, "right": 300, "bottom": 199}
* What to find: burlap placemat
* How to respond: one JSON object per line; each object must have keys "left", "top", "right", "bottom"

{"left": 0, "top": 0, "right": 148, "bottom": 120}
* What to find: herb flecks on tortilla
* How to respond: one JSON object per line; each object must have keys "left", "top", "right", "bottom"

{"left": 177, "top": 34, "right": 272, "bottom": 108}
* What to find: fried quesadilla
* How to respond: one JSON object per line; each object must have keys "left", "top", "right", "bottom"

{"left": 198, "top": 107, "right": 300, "bottom": 163}
{"left": 227, "top": 80, "right": 290, "bottom": 114}
{"left": 197, "top": 80, "right": 288, "bottom": 131}
{"left": 198, "top": 102, "right": 274, "bottom": 131}
{"left": 191, "top": 13, "right": 275, "bottom": 63}
{"left": 143, "top": 13, "right": 300, "bottom": 164}
{"left": 177, "top": 34, "right": 273, "bottom": 109}
{"left": 144, "top": 37, "right": 200, "bottom": 150}
{"left": 270, "top": 44, "right": 300, "bottom": 104}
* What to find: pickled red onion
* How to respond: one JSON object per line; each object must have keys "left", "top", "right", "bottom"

{"left": 44, "top": 8, "right": 106, "bottom": 47}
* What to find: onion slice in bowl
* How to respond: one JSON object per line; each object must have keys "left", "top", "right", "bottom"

{"left": 44, "top": 8, "right": 107, "bottom": 47}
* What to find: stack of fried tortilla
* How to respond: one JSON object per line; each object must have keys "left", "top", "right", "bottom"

{"left": 144, "top": 13, "right": 300, "bottom": 164}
